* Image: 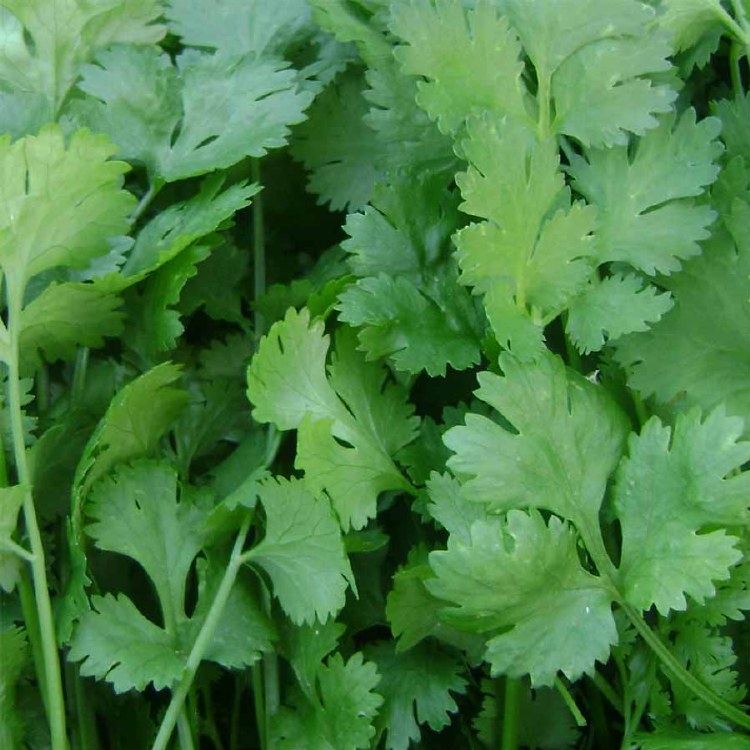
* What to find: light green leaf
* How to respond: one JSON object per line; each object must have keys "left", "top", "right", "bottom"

{"left": 365, "top": 640, "right": 466, "bottom": 750}
{"left": 426, "top": 472, "right": 487, "bottom": 546}
{"left": 245, "top": 478, "right": 353, "bottom": 625}
{"left": 0, "top": 0, "right": 164, "bottom": 112}
{"left": 570, "top": 109, "right": 722, "bottom": 274}
{"left": 444, "top": 351, "right": 628, "bottom": 545}
{"left": 553, "top": 31, "right": 676, "bottom": 147}
{"left": 634, "top": 729, "right": 750, "bottom": 750}
{"left": 615, "top": 227, "right": 750, "bottom": 434}
{"left": 74, "top": 45, "right": 313, "bottom": 181}
{"left": 455, "top": 115, "right": 596, "bottom": 357}
{"left": 248, "top": 311, "right": 416, "bottom": 529}
{"left": 166, "top": 0, "right": 312, "bottom": 57}
{"left": 658, "top": 0, "right": 727, "bottom": 56}
{"left": 429, "top": 511, "right": 617, "bottom": 686}
{"left": 566, "top": 273, "right": 674, "bottom": 354}
{"left": 0, "top": 485, "right": 25, "bottom": 592}
{"left": 70, "top": 593, "right": 183, "bottom": 693}
{"left": 390, "top": 0, "right": 528, "bottom": 134}
{"left": 0, "top": 127, "right": 134, "bottom": 298}
{"left": 500, "top": 0, "right": 653, "bottom": 82}
{"left": 85, "top": 461, "right": 212, "bottom": 627}
{"left": 270, "top": 652, "right": 382, "bottom": 750}
{"left": 616, "top": 409, "right": 750, "bottom": 614}
{"left": 19, "top": 281, "right": 123, "bottom": 372}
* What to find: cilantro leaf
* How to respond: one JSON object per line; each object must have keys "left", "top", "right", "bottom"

{"left": 444, "top": 351, "right": 628, "bottom": 555}
{"left": 270, "top": 652, "right": 383, "bottom": 750}
{"left": 455, "top": 115, "right": 596, "bottom": 358}
{"left": 291, "top": 70, "right": 385, "bottom": 211}
{"left": 616, "top": 409, "right": 750, "bottom": 614}
{"left": 552, "top": 30, "right": 676, "bottom": 147}
{"left": 248, "top": 310, "right": 416, "bottom": 529}
{"left": 0, "top": 485, "right": 26, "bottom": 592}
{"left": 0, "top": 127, "right": 134, "bottom": 301}
{"left": 70, "top": 593, "right": 184, "bottom": 693}
{"left": 19, "top": 281, "right": 123, "bottom": 372}
{"left": 338, "top": 175, "right": 482, "bottom": 375}
{"left": 166, "top": 0, "right": 313, "bottom": 57}
{"left": 244, "top": 478, "right": 353, "bottom": 625}
{"left": 428, "top": 511, "right": 617, "bottom": 686}
{"left": 569, "top": 109, "right": 722, "bottom": 275}
{"left": 365, "top": 640, "right": 467, "bottom": 750}
{"left": 566, "top": 273, "right": 674, "bottom": 354}
{"left": 0, "top": 0, "right": 164, "bottom": 113}
{"left": 390, "top": 0, "right": 528, "bottom": 134}
{"left": 634, "top": 730, "right": 750, "bottom": 750}
{"left": 84, "top": 461, "right": 212, "bottom": 628}
{"left": 615, "top": 226, "right": 750, "bottom": 434}
{"left": 74, "top": 45, "right": 313, "bottom": 181}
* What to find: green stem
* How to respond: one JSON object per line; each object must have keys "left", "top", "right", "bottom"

{"left": 151, "top": 518, "right": 252, "bottom": 750}
{"left": 263, "top": 652, "right": 280, "bottom": 737}
{"left": 501, "top": 677, "right": 521, "bottom": 750}
{"left": 0, "top": 538, "right": 34, "bottom": 561}
{"left": 622, "top": 603, "right": 750, "bottom": 731}
{"left": 129, "top": 179, "right": 163, "bottom": 227}
{"left": 554, "top": 677, "right": 586, "bottom": 728}
{"left": 17, "top": 569, "right": 48, "bottom": 716}
{"left": 229, "top": 675, "right": 243, "bottom": 750}
{"left": 252, "top": 663, "right": 266, "bottom": 750}
{"left": 8, "top": 293, "right": 68, "bottom": 750}
{"left": 176, "top": 712, "right": 196, "bottom": 750}
{"left": 251, "top": 159, "right": 266, "bottom": 341}
{"left": 716, "top": 2, "right": 749, "bottom": 44}
{"left": 591, "top": 670, "right": 623, "bottom": 716}
{"left": 71, "top": 347, "right": 89, "bottom": 408}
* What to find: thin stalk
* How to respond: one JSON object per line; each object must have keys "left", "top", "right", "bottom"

{"left": 129, "top": 180, "right": 163, "bottom": 227}
{"left": 622, "top": 603, "right": 750, "bottom": 731}
{"left": 8, "top": 290, "right": 68, "bottom": 750}
{"left": 716, "top": 1, "right": 749, "bottom": 44}
{"left": 17, "top": 570, "right": 48, "bottom": 716}
{"left": 176, "top": 712, "right": 196, "bottom": 750}
{"left": 554, "top": 677, "right": 586, "bottom": 728}
{"left": 151, "top": 518, "right": 252, "bottom": 750}
{"left": 252, "top": 663, "right": 267, "bottom": 750}
{"left": 229, "top": 675, "right": 243, "bottom": 750}
{"left": 501, "top": 677, "right": 521, "bottom": 750}
{"left": 71, "top": 347, "right": 90, "bottom": 407}
{"left": 263, "top": 652, "right": 280, "bottom": 737}
{"left": 590, "top": 671, "right": 623, "bottom": 716}
{"left": 251, "top": 159, "right": 266, "bottom": 341}
{"left": 72, "top": 665, "right": 99, "bottom": 750}
{"left": 0, "top": 538, "right": 34, "bottom": 561}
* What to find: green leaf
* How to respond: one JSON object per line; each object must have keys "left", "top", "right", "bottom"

{"left": 166, "top": 0, "right": 312, "bottom": 57}
{"left": 121, "top": 176, "right": 258, "bottom": 281}
{"left": 0, "top": 127, "right": 134, "bottom": 301}
{"left": 0, "top": 485, "right": 26, "bottom": 592}
{"left": 0, "top": 626, "right": 27, "bottom": 747}
{"left": 248, "top": 310, "right": 416, "bottom": 529}
{"left": 74, "top": 45, "right": 312, "bottom": 181}
{"left": 426, "top": 472, "right": 488, "bottom": 545}
{"left": 0, "top": 0, "right": 164, "bottom": 112}
{"left": 500, "top": 0, "right": 654, "bottom": 83}
{"left": 70, "top": 593, "right": 183, "bottom": 693}
{"left": 428, "top": 510, "right": 617, "bottom": 686}
{"left": 73, "top": 363, "right": 189, "bottom": 503}
{"left": 615, "top": 226, "right": 750, "bottom": 434}
{"left": 658, "top": 0, "right": 727, "bottom": 57}
{"left": 444, "top": 352, "right": 628, "bottom": 550}
{"left": 19, "top": 281, "right": 123, "bottom": 372}
{"left": 84, "top": 461, "right": 212, "bottom": 628}
{"left": 282, "top": 618, "right": 345, "bottom": 701}
{"left": 270, "top": 652, "right": 382, "bottom": 750}
{"left": 552, "top": 30, "right": 676, "bottom": 147}
{"left": 616, "top": 409, "right": 750, "bottom": 614}
{"left": 566, "top": 273, "right": 674, "bottom": 354}
{"left": 245, "top": 478, "right": 353, "bottom": 625}
{"left": 455, "top": 115, "right": 596, "bottom": 358}
{"left": 390, "top": 0, "right": 528, "bottom": 134}
{"left": 291, "top": 70, "right": 385, "bottom": 212}
{"left": 569, "top": 109, "right": 722, "bottom": 275}
{"left": 365, "top": 640, "right": 466, "bottom": 750}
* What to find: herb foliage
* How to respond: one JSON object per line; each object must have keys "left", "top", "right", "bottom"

{"left": 0, "top": 1, "right": 749, "bottom": 749}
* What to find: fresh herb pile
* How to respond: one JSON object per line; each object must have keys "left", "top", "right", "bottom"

{"left": 0, "top": 1, "right": 749, "bottom": 748}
